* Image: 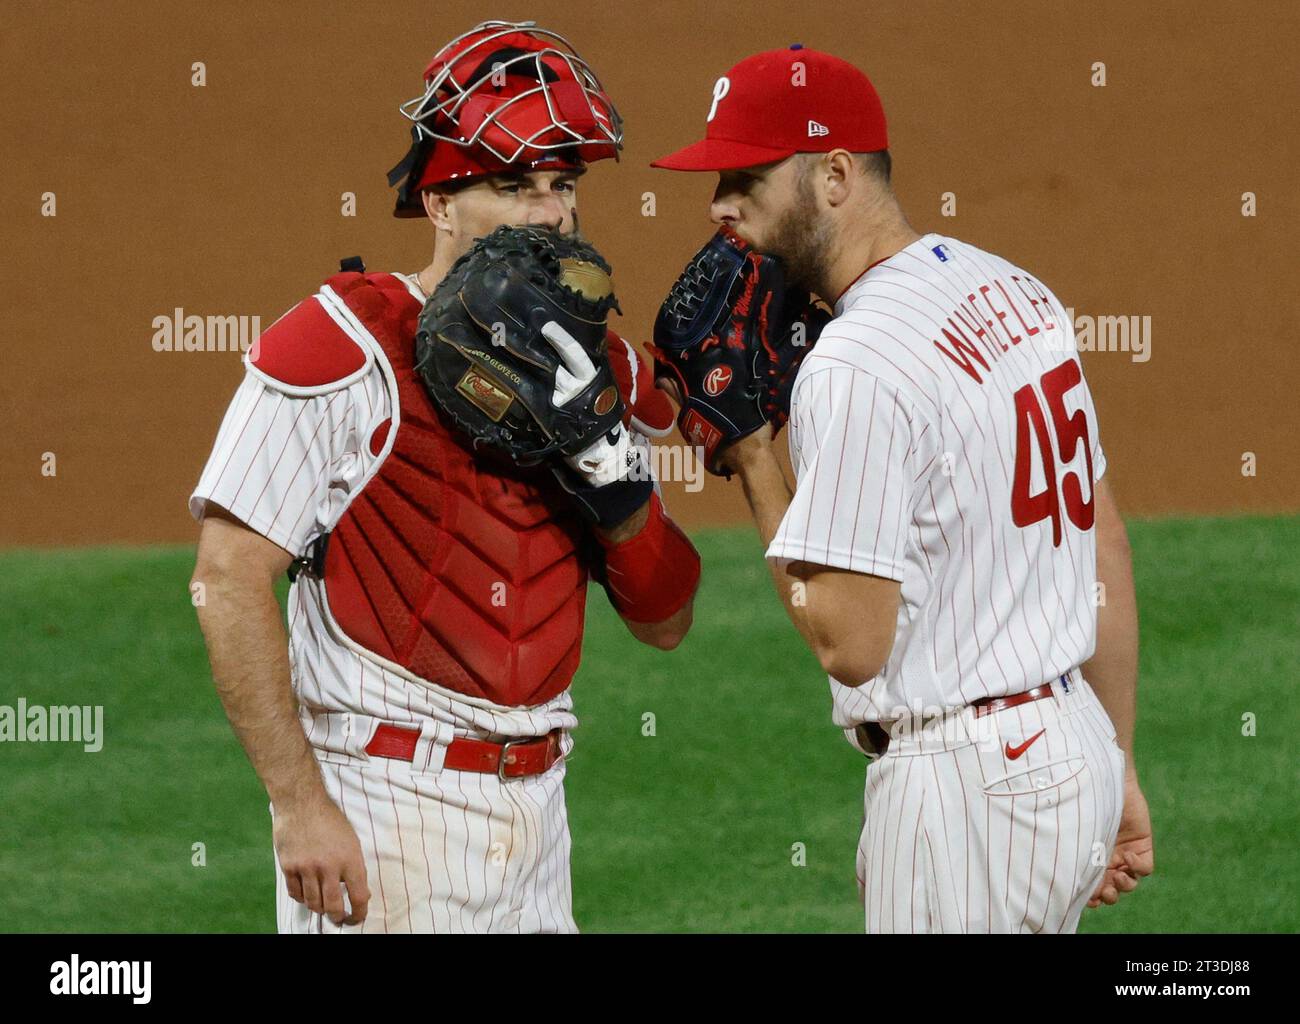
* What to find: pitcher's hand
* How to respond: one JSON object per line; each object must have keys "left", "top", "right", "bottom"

{"left": 1088, "top": 770, "right": 1154, "bottom": 908}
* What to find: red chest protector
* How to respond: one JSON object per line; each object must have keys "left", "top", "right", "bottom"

{"left": 299, "top": 270, "right": 592, "bottom": 708}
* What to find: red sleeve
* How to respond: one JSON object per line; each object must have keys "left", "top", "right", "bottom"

{"left": 598, "top": 492, "right": 700, "bottom": 623}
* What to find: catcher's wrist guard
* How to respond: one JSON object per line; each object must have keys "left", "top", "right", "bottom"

{"left": 596, "top": 491, "right": 700, "bottom": 624}
{"left": 552, "top": 469, "right": 653, "bottom": 530}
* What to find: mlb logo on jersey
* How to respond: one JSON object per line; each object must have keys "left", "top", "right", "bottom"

{"left": 931, "top": 244, "right": 952, "bottom": 263}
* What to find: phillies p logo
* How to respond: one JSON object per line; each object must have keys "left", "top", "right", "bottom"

{"left": 707, "top": 77, "right": 730, "bottom": 122}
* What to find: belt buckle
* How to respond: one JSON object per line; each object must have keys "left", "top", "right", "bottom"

{"left": 497, "top": 738, "right": 528, "bottom": 781}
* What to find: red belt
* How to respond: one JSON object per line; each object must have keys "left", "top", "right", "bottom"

{"left": 857, "top": 677, "right": 1066, "bottom": 757}
{"left": 970, "top": 682, "right": 1056, "bottom": 719}
{"left": 365, "top": 725, "right": 564, "bottom": 780}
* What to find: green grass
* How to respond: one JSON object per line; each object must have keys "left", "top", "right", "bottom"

{"left": 0, "top": 516, "right": 1296, "bottom": 932}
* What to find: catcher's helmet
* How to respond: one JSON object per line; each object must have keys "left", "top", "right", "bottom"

{"left": 388, "top": 20, "right": 624, "bottom": 218}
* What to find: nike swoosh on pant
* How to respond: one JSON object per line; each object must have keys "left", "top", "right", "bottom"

{"left": 1004, "top": 729, "right": 1046, "bottom": 760}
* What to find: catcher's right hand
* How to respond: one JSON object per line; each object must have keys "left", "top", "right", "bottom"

{"left": 650, "top": 227, "right": 830, "bottom": 475}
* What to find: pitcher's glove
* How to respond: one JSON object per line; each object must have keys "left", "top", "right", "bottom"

{"left": 415, "top": 225, "right": 652, "bottom": 528}
{"left": 650, "top": 227, "right": 830, "bottom": 475}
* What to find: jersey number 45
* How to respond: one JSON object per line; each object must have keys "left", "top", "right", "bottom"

{"left": 1011, "top": 358, "right": 1095, "bottom": 547}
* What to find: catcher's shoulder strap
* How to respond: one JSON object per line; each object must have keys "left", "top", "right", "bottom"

{"left": 286, "top": 530, "right": 330, "bottom": 583}
{"left": 245, "top": 256, "right": 379, "bottom": 397}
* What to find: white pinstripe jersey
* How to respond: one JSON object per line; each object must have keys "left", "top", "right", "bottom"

{"left": 767, "top": 234, "right": 1106, "bottom": 726}
{"left": 189, "top": 273, "right": 581, "bottom": 742}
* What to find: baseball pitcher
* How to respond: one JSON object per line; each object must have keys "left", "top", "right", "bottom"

{"left": 189, "top": 21, "right": 700, "bottom": 933}
{"left": 651, "top": 45, "right": 1154, "bottom": 932}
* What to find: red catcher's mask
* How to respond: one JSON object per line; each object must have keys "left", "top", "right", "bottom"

{"left": 388, "top": 20, "right": 623, "bottom": 218}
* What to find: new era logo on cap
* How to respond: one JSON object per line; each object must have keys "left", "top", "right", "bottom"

{"left": 807, "top": 119, "right": 829, "bottom": 137}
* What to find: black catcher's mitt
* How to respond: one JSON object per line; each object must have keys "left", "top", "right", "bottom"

{"left": 415, "top": 225, "right": 625, "bottom": 467}
{"left": 650, "top": 227, "right": 830, "bottom": 475}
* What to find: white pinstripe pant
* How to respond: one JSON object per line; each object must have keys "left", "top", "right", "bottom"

{"left": 856, "top": 674, "right": 1124, "bottom": 933}
{"left": 273, "top": 754, "right": 577, "bottom": 933}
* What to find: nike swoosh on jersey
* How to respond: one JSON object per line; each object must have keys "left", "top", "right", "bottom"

{"left": 1004, "top": 729, "right": 1047, "bottom": 760}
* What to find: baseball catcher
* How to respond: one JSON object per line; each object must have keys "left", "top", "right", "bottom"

{"left": 190, "top": 20, "right": 700, "bottom": 935}
{"left": 650, "top": 226, "right": 830, "bottom": 474}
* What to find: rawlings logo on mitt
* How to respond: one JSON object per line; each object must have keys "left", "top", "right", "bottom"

{"left": 650, "top": 226, "right": 830, "bottom": 475}
{"left": 415, "top": 225, "right": 625, "bottom": 467}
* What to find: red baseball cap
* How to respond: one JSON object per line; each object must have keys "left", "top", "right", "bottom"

{"left": 651, "top": 45, "right": 888, "bottom": 172}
